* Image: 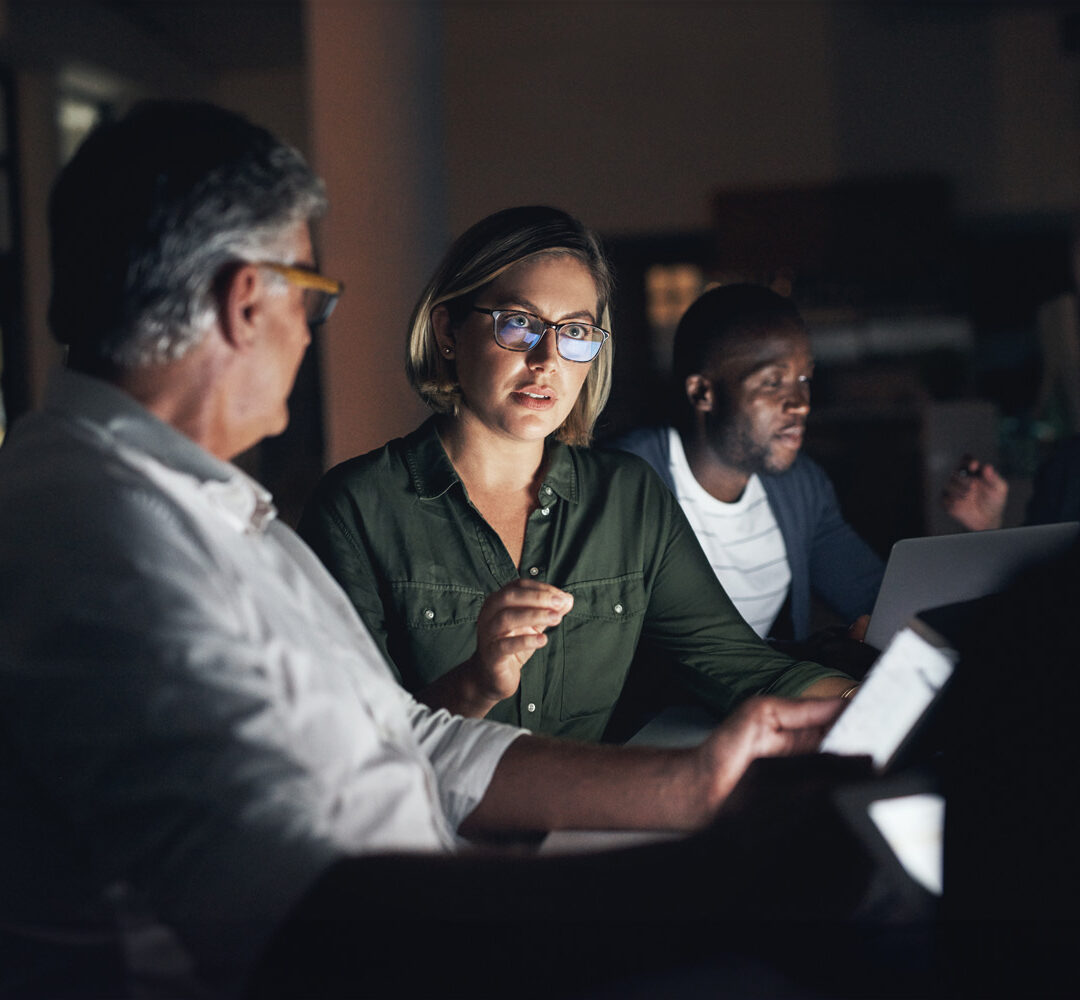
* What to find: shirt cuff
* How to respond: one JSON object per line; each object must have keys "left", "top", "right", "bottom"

{"left": 406, "top": 700, "right": 528, "bottom": 834}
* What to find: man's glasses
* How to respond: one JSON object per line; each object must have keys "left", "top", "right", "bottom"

{"left": 472, "top": 307, "right": 609, "bottom": 363}
{"left": 259, "top": 262, "right": 344, "bottom": 327}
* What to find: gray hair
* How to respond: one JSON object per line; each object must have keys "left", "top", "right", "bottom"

{"left": 49, "top": 101, "right": 327, "bottom": 371}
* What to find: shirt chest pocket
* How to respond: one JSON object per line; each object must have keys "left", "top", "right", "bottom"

{"left": 556, "top": 573, "right": 647, "bottom": 721}
{"left": 388, "top": 582, "right": 486, "bottom": 689}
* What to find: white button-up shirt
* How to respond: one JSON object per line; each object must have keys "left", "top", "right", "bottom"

{"left": 0, "top": 368, "right": 523, "bottom": 995}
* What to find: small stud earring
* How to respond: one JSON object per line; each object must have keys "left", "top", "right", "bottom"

{"left": 443, "top": 346, "right": 453, "bottom": 356}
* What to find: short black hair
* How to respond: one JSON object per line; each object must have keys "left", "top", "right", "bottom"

{"left": 49, "top": 100, "right": 325, "bottom": 370}
{"left": 672, "top": 283, "right": 804, "bottom": 384}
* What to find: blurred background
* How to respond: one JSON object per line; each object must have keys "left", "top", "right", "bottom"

{"left": 1, "top": 0, "right": 1078, "bottom": 548}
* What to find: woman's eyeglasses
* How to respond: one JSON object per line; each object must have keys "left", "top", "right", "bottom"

{"left": 472, "top": 307, "right": 609, "bottom": 363}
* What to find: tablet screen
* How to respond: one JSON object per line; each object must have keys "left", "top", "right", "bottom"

{"left": 820, "top": 622, "right": 956, "bottom": 772}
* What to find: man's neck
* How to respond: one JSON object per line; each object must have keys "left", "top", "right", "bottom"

{"left": 679, "top": 427, "right": 750, "bottom": 503}
{"left": 112, "top": 341, "right": 237, "bottom": 461}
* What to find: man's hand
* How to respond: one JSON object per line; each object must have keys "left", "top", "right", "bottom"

{"left": 691, "top": 695, "right": 847, "bottom": 825}
{"left": 417, "top": 580, "right": 572, "bottom": 717}
{"left": 465, "top": 695, "right": 847, "bottom": 836}
{"left": 942, "top": 455, "right": 1008, "bottom": 531}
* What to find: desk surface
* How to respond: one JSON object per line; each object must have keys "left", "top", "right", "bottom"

{"left": 624, "top": 704, "right": 716, "bottom": 749}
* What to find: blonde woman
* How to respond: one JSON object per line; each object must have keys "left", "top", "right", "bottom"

{"left": 300, "top": 206, "right": 853, "bottom": 741}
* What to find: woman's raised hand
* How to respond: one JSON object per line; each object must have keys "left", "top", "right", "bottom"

{"left": 416, "top": 579, "right": 573, "bottom": 718}
{"left": 466, "top": 579, "right": 574, "bottom": 703}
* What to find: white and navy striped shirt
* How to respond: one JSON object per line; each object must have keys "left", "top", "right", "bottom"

{"left": 667, "top": 428, "right": 791, "bottom": 637}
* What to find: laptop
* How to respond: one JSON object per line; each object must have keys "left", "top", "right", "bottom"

{"left": 863, "top": 521, "right": 1080, "bottom": 652}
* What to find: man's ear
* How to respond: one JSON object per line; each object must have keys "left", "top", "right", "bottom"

{"left": 216, "top": 263, "right": 263, "bottom": 350}
{"left": 685, "top": 374, "right": 714, "bottom": 413}
{"left": 431, "top": 305, "right": 456, "bottom": 358}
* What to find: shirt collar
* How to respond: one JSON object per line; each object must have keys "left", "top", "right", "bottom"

{"left": 404, "top": 418, "right": 459, "bottom": 500}
{"left": 44, "top": 366, "right": 278, "bottom": 533}
{"left": 540, "top": 438, "right": 578, "bottom": 504}
{"left": 403, "top": 416, "right": 579, "bottom": 505}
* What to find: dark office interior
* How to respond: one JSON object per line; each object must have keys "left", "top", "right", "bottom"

{"left": 1, "top": 1, "right": 1079, "bottom": 996}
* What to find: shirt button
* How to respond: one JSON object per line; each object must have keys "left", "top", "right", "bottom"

{"left": 540, "top": 507, "right": 550, "bottom": 516}
{"left": 527, "top": 702, "right": 536, "bottom": 713}
{"left": 528, "top": 566, "right": 540, "bottom": 577}
{"left": 614, "top": 603, "right": 624, "bottom": 614}
{"left": 423, "top": 608, "right": 435, "bottom": 620}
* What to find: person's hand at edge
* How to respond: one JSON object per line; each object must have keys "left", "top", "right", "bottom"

{"left": 942, "top": 454, "right": 1008, "bottom": 531}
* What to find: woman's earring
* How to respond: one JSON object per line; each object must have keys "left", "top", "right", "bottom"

{"left": 443, "top": 346, "right": 453, "bottom": 356}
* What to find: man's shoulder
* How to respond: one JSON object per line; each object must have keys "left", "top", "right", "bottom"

{"left": 0, "top": 408, "right": 156, "bottom": 511}
{"left": 0, "top": 411, "right": 216, "bottom": 597}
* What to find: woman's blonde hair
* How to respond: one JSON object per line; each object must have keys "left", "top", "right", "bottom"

{"left": 406, "top": 206, "right": 615, "bottom": 446}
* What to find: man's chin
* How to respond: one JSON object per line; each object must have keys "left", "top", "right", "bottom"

{"left": 764, "top": 450, "right": 799, "bottom": 475}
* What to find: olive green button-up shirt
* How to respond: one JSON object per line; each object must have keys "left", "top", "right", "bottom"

{"left": 299, "top": 419, "right": 846, "bottom": 742}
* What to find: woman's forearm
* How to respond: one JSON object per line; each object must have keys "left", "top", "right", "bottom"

{"left": 415, "top": 655, "right": 505, "bottom": 718}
